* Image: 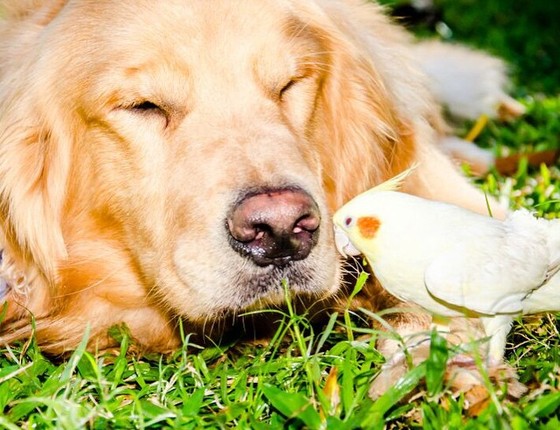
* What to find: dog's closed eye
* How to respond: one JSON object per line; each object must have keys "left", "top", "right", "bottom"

{"left": 122, "top": 100, "right": 169, "bottom": 127}
{"left": 130, "top": 100, "right": 163, "bottom": 113}
{"left": 278, "top": 79, "right": 298, "bottom": 101}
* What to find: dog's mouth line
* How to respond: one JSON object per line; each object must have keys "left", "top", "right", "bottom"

{"left": 192, "top": 284, "right": 327, "bottom": 323}
{"left": 184, "top": 262, "right": 324, "bottom": 315}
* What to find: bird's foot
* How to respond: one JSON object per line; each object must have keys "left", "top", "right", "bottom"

{"left": 369, "top": 341, "right": 526, "bottom": 415}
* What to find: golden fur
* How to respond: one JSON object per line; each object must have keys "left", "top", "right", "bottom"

{"left": 0, "top": 0, "right": 500, "bottom": 356}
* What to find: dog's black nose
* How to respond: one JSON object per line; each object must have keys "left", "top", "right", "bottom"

{"left": 227, "top": 188, "right": 320, "bottom": 266}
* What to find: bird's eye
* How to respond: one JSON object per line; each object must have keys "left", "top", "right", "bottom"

{"left": 344, "top": 217, "right": 354, "bottom": 227}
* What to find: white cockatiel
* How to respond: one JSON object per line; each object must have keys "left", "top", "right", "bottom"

{"left": 333, "top": 168, "right": 560, "bottom": 363}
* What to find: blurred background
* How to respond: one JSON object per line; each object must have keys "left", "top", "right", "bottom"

{"left": 380, "top": 0, "right": 560, "bottom": 94}
{"left": 380, "top": 0, "right": 560, "bottom": 217}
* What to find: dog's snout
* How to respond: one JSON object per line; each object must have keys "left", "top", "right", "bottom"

{"left": 227, "top": 188, "right": 321, "bottom": 266}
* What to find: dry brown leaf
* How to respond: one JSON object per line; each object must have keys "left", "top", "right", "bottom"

{"left": 495, "top": 149, "right": 560, "bottom": 176}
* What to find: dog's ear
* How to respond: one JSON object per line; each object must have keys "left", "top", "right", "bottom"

{"left": 0, "top": 52, "right": 71, "bottom": 280}
{"left": 315, "top": 47, "right": 415, "bottom": 210}
{"left": 308, "top": 3, "right": 440, "bottom": 210}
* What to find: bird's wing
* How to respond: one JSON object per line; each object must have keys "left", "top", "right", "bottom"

{"left": 541, "top": 257, "right": 560, "bottom": 286}
{"left": 424, "top": 235, "right": 548, "bottom": 316}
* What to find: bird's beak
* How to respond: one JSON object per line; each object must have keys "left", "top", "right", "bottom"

{"left": 333, "top": 225, "right": 362, "bottom": 258}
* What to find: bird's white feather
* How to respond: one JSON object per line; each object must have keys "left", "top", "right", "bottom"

{"left": 333, "top": 178, "right": 560, "bottom": 363}
{"left": 425, "top": 210, "right": 553, "bottom": 315}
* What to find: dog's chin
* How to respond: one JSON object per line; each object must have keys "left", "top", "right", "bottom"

{"left": 237, "top": 263, "right": 332, "bottom": 305}
{"left": 182, "top": 265, "right": 340, "bottom": 346}
{"left": 181, "top": 258, "right": 339, "bottom": 321}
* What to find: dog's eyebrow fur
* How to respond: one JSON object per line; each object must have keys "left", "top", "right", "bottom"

{"left": 281, "top": 14, "right": 326, "bottom": 55}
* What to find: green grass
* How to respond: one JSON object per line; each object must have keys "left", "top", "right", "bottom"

{"left": 2, "top": 280, "right": 560, "bottom": 428}
{"left": 1, "top": 1, "right": 560, "bottom": 428}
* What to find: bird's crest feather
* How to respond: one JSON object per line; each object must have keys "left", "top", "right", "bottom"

{"left": 366, "top": 163, "right": 419, "bottom": 194}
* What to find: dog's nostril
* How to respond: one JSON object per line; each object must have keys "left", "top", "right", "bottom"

{"left": 294, "top": 214, "right": 320, "bottom": 233}
{"left": 227, "top": 188, "right": 321, "bottom": 266}
{"left": 226, "top": 218, "right": 259, "bottom": 242}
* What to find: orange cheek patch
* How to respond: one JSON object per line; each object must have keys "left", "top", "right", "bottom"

{"left": 357, "top": 216, "right": 380, "bottom": 238}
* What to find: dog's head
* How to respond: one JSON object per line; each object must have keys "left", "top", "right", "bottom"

{"left": 0, "top": 0, "right": 423, "bottom": 342}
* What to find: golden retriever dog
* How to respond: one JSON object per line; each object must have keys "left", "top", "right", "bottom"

{"left": 0, "top": 0, "right": 517, "bottom": 390}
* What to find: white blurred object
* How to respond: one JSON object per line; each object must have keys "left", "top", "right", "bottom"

{"left": 411, "top": 40, "right": 526, "bottom": 120}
